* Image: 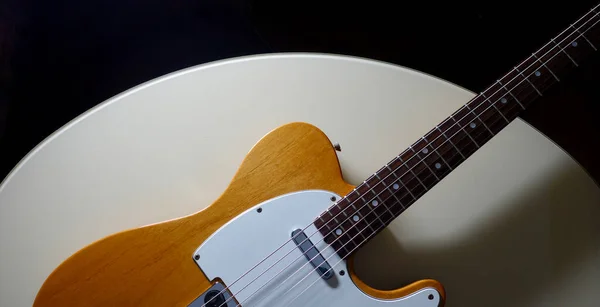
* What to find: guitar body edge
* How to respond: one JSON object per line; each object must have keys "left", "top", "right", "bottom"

{"left": 33, "top": 122, "right": 445, "bottom": 306}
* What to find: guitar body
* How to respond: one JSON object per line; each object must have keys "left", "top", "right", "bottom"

{"left": 33, "top": 122, "right": 445, "bottom": 306}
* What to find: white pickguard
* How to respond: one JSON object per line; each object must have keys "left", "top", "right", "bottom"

{"left": 194, "top": 190, "right": 441, "bottom": 307}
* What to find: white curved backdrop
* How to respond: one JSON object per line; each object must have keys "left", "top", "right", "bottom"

{"left": 1, "top": 54, "right": 599, "bottom": 307}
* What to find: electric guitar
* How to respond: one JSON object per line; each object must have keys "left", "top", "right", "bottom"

{"left": 34, "top": 5, "right": 600, "bottom": 307}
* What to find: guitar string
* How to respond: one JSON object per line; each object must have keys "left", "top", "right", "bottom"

{"left": 236, "top": 13, "right": 600, "bottom": 307}
{"left": 205, "top": 7, "right": 599, "bottom": 307}
{"left": 281, "top": 47, "right": 587, "bottom": 306}
{"left": 280, "top": 17, "right": 600, "bottom": 307}
{"left": 242, "top": 62, "right": 541, "bottom": 307}
{"left": 212, "top": 10, "right": 593, "bottom": 307}
{"left": 232, "top": 57, "right": 550, "bottom": 307}
{"left": 207, "top": 8, "right": 600, "bottom": 307}
{"left": 279, "top": 70, "right": 545, "bottom": 305}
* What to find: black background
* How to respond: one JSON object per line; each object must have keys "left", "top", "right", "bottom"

{"left": 1, "top": 1, "right": 599, "bottom": 182}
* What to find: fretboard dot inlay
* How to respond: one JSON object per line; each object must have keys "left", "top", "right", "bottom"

{"left": 315, "top": 10, "right": 600, "bottom": 260}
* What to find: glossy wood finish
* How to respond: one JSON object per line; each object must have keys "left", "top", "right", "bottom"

{"left": 347, "top": 256, "right": 445, "bottom": 303}
{"left": 34, "top": 122, "right": 438, "bottom": 306}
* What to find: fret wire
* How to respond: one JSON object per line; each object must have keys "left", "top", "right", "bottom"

{"left": 318, "top": 18, "right": 600, "bottom": 263}
{"left": 318, "top": 15, "right": 600, "bottom": 254}
{"left": 423, "top": 137, "right": 453, "bottom": 170}
{"left": 339, "top": 204, "right": 348, "bottom": 217}
{"left": 551, "top": 38, "right": 579, "bottom": 66}
{"left": 374, "top": 173, "right": 406, "bottom": 209}
{"left": 409, "top": 146, "right": 440, "bottom": 181}
{"left": 397, "top": 155, "right": 429, "bottom": 190}
{"left": 496, "top": 80, "right": 526, "bottom": 110}
{"left": 531, "top": 53, "right": 560, "bottom": 81}
{"left": 327, "top": 210, "right": 342, "bottom": 225}
{"left": 341, "top": 196, "right": 371, "bottom": 241}
{"left": 358, "top": 195, "right": 386, "bottom": 225}
{"left": 326, "top": 32, "right": 582, "bottom": 244}
{"left": 480, "top": 93, "right": 510, "bottom": 124}
{"left": 514, "top": 67, "right": 543, "bottom": 96}
{"left": 571, "top": 24, "right": 598, "bottom": 50}
{"left": 386, "top": 164, "right": 418, "bottom": 201}
{"left": 363, "top": 180, "right": 397, "bottom": 218}
{"left": 449, "top": 115, "right": 480, "bottom": 148}
{"left": 465, "top": 104, "right": 495, "bottom": 135}
{"left": 356, "top": 225, "right": 369, "bottom": 241}
{"left": 436, "top": 125, "right": 466, "bottom": 159}
{"left": 354, "top": 208, "right": 376, "bottom": 233}
{"left": 323, "top": 83, "right": 526, "bottom": 252}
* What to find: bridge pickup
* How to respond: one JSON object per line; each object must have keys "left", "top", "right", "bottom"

{"left": 291, "top": 229, "right": 334, "bottom": 280}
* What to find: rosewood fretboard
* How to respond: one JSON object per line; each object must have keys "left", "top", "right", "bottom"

{"left": 315, "top": 6, "right": 600, "bottom": 259}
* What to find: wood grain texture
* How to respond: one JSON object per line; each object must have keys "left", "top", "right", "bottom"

{"left": 33, "top": 122, "right": 441, "bottom": 306}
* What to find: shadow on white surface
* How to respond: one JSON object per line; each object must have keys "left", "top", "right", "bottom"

{"left": 354, "top": 162, "right": 600, "bottom": 307}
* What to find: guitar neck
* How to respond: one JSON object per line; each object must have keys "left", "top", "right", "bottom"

{"left": 315, "top": 5, "right": 600, "bottom": 258}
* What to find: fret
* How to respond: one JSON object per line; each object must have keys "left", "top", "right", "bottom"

{"left": 449, "top": 115, "right": 480, "bottom": 148}
{"left": 374, "top": 173, "right": 406, "bottom": 211}
{"left": 536, "top": 38, "right": 577, "bottom": 77}
{"left": 318, "top": 4, "right": 600, "bottom": 259}
{"left": 337, "top": 241, "right": 352, "bottom": 258}
{"left": 344, "top": 190, "right": 379, "bottom": 235}
{"left": 551, "top": 38, "right": 579, "bottom": 66}
{"left": 556, "top": 20, "right": 598, "bottom": 64}
{"left": 397, "top": 155, "right": 428, "bottom": 191}
{"left": 327, "top": 208, "right": 342, "bottom": 225}
{"left": 420, "top": 137, "right": 453, "bottom": 171}
{"left": 354, "top": 211, "right": 373, "bottom": 239}
{"left": 563, "top": 33, "right": 598, "bottom": 63}
{"left": 362, "top": 180, "right": 395, "bottom": 221}
{"left": 517, "top": 53, "right": 559, "bottom": 94}
{"left": 451, "top": 106, "right": 493, "bottom": 146}
{"left": 481, "top": 93, "right": 510, "bottom": 124}
{"left": 385, "top": 164, "right": 418, "bottom": 201}
{"left": 496, "top": 80, "right": 526, "bottom": 110}
{"left": 355, "top": 190, "right": 386, "bottom": 229}
{"left": 465, "top": 104, "right": 495, "bottom": 136}
{"left": 469, "top": 96, "right": 508, "bottom": 137}
{"left": 355, "top": 205, "right": 384, "bottom": 237}
{"left": 435, "top": 126, "right": 466, "bottom": 160}
{"left": 571, "top": 24, "right": 597, "bottom": 50}
{"left": 336, "top": 203, "right": 376, "bottom": 247}
{"left": 421, "top": 129, "right": 463, "bottom": 174}
{"left": 531, "top": 53, "right": 560, "bottom": 81}
{"left": 342, "top": 212, "right": 368, "bottom": 242}
{"left": 439, "top": 117, "right": 478, "bottom": 158}
{"left": 378, "top": 164, "right": 417, "bottom": 206}
{"left": 514, "top": 67, "right": 542, "bottom": 96}
{"left": 351, "top": 199, "right": 377, "bottom": 234}
{"left": 409, "top": 146, "right": 440, "bottom": 181}
{"left": 387, "top": 164, "right": 419, "bottom": 200}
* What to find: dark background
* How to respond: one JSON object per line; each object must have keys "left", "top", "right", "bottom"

{"left": 1, "top": 1, "right": 599, "bottom": 182}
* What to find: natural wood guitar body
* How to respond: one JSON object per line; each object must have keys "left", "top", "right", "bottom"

{"left": 33, "top": 122, "right": 444, "bottom": 306}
